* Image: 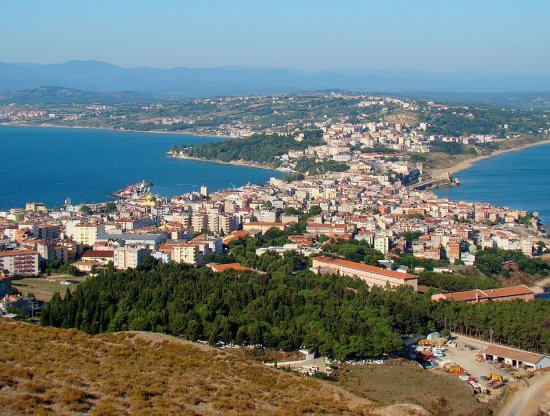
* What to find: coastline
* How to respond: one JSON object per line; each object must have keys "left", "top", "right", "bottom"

{"left": 8, "top": 123, "right": 549, "bottom": 179}
{"left": 430, "top": 138, "right": 550, "bottom": 237}
{"left": 429, "top": 138, "right": 550, "bottom": 179}
{"left": 168, "top": 153, "right": 291, "bottom": 174}
{"left": 0, "top": 122, "right": 236, "bottom": 140}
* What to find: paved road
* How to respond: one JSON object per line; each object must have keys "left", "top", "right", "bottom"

{"left": 497, "top": 372, "right": 550, "bottom": 416}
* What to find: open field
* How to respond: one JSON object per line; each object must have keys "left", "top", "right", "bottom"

{"left": 334, "top": 361, "right": 489, "bottom": 416}
{"left": 11, "top": 275, "right": 85, "bottom": 301}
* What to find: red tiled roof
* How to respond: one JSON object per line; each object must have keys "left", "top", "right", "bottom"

{"left": 245, "top": 222, "right": 285, "bottom": 227}
{"left": 435, "top": 285, "right": 534, "bottom": 302}
{"left": 208, "top": 263, "right": 254, "bottom": 273}
{"left": 483, "top": 285, "right": 534, "bottom": 298}
{"left": 82, "top": 250, "right": 114, "bottom": 258}
{"left": 443, "top": 289, "right": 487, "bottom": 302}
{"left": 483, "top": 345, "right": 546, "bottom": 365}
{"left": 0, "top": 250, "right": 39, "bottom": 257}
{"left": 313, "top": 256, "right": 417, "bottom": 280}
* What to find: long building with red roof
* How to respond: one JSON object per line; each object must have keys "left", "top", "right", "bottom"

{"left": 311, "top": 256, "right": 418, "bottom": 291}
{"left": 431, "top": 285, "right": 535, "bottom": 303}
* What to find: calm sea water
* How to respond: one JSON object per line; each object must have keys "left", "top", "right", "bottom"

{"left": 435, "top": 144, "right": 550, "bottom": 228}
{"left": 0, "top": 126, "right": 282, "bottom": 209}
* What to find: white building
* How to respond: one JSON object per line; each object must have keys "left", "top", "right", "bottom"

{"left": 114, "top": 246, "right": 149, "bottom": 270}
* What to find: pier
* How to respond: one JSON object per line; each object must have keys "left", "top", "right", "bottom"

{"left": 407, "top": 172, "right": 456, "bottom": 191}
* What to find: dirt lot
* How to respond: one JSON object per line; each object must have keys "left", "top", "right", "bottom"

{"left": 334, "top": 361, "right": 489, "bottom": 416}
{"left": 444, "top": 341, "right": 509, "bottom": 381}
{"left": 11, "top": 274, "right": 85, "bottom": 301}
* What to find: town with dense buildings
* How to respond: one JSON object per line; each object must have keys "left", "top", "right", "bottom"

{"left": 1, "top": 92, "right": 550, "bottom": 412}
{"left": 1, "top": 92, "right": 549, "bottom": 315}
{"left": 1, "top": 151, "right": 547, "bottom": 308}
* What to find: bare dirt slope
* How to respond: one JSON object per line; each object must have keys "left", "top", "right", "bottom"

{"left": 496, "top": 371, "right": 550, "bottom": 416}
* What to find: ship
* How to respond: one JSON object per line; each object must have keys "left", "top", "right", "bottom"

{"left": 112, "top": 180, "right": 153, "bottom": 199}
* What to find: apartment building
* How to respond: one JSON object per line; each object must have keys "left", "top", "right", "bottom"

{"left": 73, "top": 224, "right": 105, "bottom": 246}
{"left": 172, "top": 243, "right": 201, "bottom": 266}
{"left": 114, "top": 246, "right": 149, "bottom": 269}
{"left": 0, "top": 250, "right": 40, "bottom": 276}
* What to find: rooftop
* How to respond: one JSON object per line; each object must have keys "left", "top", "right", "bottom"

{"left": 313, "top": 256, "right": 417, "bottom": 280}
{"left": 483, "top": 345, "right": 547, "bottom": 365}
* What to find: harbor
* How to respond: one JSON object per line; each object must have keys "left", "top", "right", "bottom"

{"left": 111, "top": 181, "right": 153, "bottom": 199}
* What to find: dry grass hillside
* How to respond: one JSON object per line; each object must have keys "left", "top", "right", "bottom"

{"left": 0, "top": 320, "right": 430, "bottom": 416}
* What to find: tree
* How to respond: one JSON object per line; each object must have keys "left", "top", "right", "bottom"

{"left": 104, "top": 202, "right": 117, "bottom": 214}
{"left": 39, "top": 259, "right": 550, "bottom": 357}
{"left": 80, "top": 205, "right": 92, "bottom": 215}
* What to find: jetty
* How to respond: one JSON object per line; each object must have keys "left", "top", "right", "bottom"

{"left": 407, "top": 172, "right": 458, "bottom": 191}
{"left": 112, "top": 181, "right": 153, "bottom": 199}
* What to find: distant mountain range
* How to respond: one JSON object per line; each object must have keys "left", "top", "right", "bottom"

{"left": 1, "top": 60, "right": 550, "bottom": 98}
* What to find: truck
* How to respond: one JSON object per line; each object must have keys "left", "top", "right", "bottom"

{"left": 468, "top": 381, "right": 482, "bottom": 394}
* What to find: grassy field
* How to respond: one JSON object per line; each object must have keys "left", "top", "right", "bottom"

{"left": 11, "top": 275, "right": 85, "bottom": 301}
{"left": 0, "top": 320, "right": 385, "bottom": 415}
{"left": 334, "top": 362, "right": 490, "bottom": 416}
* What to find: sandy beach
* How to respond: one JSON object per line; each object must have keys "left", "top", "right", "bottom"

{"left": 429, "top": 138, "right": 550, "bottom": 179}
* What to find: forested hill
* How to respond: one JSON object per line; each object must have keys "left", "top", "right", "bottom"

{"left": 171, "top": 131, "right": 324, "bottom": 166}
{"left": 41, "top": 259, "right": 550, "bottom": 356}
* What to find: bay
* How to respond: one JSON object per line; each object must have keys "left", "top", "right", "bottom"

{"left": 0, "top": 126, "right": 282, "bottom": 209}
{"left": 435, "top": 144, "right": 550, "bottom": 227}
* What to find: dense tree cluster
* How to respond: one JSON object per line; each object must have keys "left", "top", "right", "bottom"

{"left": 172, "top": 131, "right": 324, "bottom": 166}
{"left": 418, "top": 271, "right": 498, "bottom": 292}
{"left": 294, "top": 158, "right": 350, "bottom": 175}
{"left": 321, "top": 239, "right": 384, "bottom": 266}
{"left": 432, "top": 300, "right": 550, "bottom": 353}
{"left": 42, "top": 262, "right": 419, "bottom": 358}
{"left": 475, "top": 248, "right": 549, "bottom": 278}
{"left": 44, "top": 260, "right": 79, "bottom": 276}
{"left": 41, "top": 256, "right": 550, "bottom": 357}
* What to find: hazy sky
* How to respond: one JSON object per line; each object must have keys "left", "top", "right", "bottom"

{"left": 1, "top": 0, "right": 549, "bottom": 73}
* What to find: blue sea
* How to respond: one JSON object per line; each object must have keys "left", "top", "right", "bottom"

{"left": 435, "top": 144, "right": 550, "bottom": 228}
{"left": 0, "top": 126, "right": 282, "bottom": 209}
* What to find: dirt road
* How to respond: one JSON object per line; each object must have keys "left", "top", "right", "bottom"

{"left": 497, "top": 371, "right": 550, "bottom": 416}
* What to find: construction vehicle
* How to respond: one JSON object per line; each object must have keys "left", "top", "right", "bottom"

{"left": 487, "top": 374, "right": 504, "bottom": 381}
{"left": 418, "top": 338, "right": 448, "bottom": 347}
